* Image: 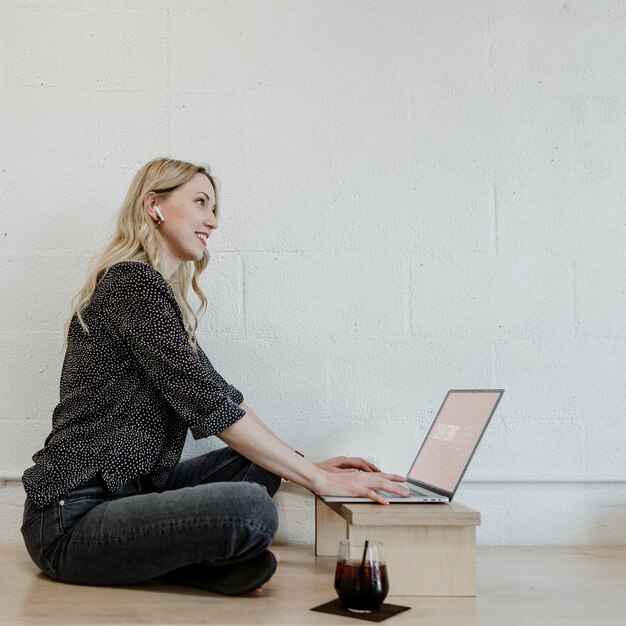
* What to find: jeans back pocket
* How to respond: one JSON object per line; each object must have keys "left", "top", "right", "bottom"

{"left": 21, "top": 507, "right": 55, "bottom": 578}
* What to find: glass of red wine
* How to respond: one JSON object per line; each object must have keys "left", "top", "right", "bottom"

{"left": 334, "top": 540, "right": 389, "bottom": 613}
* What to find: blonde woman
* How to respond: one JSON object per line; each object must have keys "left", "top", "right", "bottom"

{"left": 21, "top": 158, "right": 410, "bottom": 596}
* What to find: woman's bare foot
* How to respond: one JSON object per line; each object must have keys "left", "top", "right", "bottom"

{"left": 250, "top": 548, "right": 281, "bottom": 594}
{"left": 270, "top": 548, "right": 281, "bottom": 563}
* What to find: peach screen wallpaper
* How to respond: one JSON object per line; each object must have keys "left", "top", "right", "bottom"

{"left": 408, "top": 391, "right": 501, "bottom": 493}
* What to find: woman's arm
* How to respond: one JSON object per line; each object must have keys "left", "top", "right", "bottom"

{"left": 238, "top": 401, "right": 380, "bottom": 473}
{"left": 218, "top": 404, "right": 411, "bottom": 505}
{"left": 103, "top": 263, "right": 247, "bottom": 439}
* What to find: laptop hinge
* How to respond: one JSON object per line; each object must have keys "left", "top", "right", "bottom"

{"left": 408, "top": 479, "right": 453, "bottom": 500}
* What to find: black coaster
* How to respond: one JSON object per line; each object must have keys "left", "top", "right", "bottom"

{"left": 311, "top": 598, "right": 411, "bottom": 622}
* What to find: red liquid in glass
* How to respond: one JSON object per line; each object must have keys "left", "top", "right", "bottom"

{"left": 334, "top": 559, "right": 389, "bottom": 611}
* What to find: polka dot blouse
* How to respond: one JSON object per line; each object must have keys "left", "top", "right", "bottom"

{"left": 22, "top": 261, "right": 246, "bottom": 509}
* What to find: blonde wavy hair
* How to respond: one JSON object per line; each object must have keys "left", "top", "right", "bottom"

{"left": 62, "top": 157, "right": 220, "bottom": 353}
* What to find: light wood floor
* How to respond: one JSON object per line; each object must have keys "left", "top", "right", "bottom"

{"left": 1, "top": 544, "right": 625, "bottom": 625}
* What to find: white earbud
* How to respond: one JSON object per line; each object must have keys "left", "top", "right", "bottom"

{"left": 155, "top": 205, "right": 165, "bottom": 222}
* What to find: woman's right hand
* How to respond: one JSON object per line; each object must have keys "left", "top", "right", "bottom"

{"left": 316, "top": 469, "right": 412, "bottom": 505}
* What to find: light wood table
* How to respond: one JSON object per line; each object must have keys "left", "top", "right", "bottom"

{"left": 315, "top": 497, "right": 480, "bottom": 596}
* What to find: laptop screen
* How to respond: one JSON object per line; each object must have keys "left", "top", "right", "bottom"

{"left": 407, "top": 390, "right": 502, "bottom": 495}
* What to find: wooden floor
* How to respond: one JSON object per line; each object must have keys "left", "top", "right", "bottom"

{"left": 1, "top": 544, "right": 625, "bottom": 625}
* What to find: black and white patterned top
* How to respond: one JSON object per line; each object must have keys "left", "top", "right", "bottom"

{"left": 22, "top": 261, "right": 246, "bottom": 508}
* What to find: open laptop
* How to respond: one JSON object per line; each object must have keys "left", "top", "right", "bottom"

{"left": 320, "top": 389, "right": 504, "bottom": 503}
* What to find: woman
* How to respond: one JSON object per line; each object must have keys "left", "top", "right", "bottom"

{"left": 21, "top": 158, "right": 410, "bottom": 596}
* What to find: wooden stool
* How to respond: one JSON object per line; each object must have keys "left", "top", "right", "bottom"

{"left": 315, "top": 497, "right": 480, "bottom": 596}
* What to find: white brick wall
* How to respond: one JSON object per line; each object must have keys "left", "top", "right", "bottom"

{"left": 1, "top": 0, "right": 624, "bottom": 545}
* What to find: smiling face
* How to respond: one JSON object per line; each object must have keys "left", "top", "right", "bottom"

{"left": 145, "top": 172, "right": 218, "bottom": 279}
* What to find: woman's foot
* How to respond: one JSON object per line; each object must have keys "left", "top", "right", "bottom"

{"left": 163, "top": 548, "right": 279, "bottom": 596}
{"left": 250, "top": 548, "right": 281, "bottom": 594}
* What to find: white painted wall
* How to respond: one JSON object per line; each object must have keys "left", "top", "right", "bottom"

{"left": 0, "top": 0, "right": 624, "bottom": 546}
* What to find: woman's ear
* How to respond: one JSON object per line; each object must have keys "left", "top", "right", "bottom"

{"left": 144, "top": 193, "right": 162, "bottom": 223}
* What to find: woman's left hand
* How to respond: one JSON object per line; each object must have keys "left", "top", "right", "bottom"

{"left": 314, "top": 456, "right": 381, "bottom": 473}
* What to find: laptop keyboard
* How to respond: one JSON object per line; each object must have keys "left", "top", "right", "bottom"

{"left": 377, "top": 485, "right": 428, "bottom": 498}
{"left": 376, "top": 483, "right": 438, "bottom": 502}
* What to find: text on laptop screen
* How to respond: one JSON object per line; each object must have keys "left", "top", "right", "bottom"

{"left": 407, "top": 391, "right": 501, "bottom": 493}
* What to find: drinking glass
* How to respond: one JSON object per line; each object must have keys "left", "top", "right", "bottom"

{"left": 334, "top": 540, "right": 389, "bottom": 612}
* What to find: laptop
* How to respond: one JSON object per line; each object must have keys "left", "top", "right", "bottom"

{"left": 320, "top": 389, "right": 504, "bottom": 503}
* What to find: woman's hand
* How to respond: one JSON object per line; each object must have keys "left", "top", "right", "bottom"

{"left": 314, "top": 456, "right": 380, "bottom": 473}
{"left": 316, "top": 468, "right": 411, "bottom": 505}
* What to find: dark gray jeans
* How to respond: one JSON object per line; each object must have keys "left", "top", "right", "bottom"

{"left": 21, "top": 447, "right": 282, "bottom": 588}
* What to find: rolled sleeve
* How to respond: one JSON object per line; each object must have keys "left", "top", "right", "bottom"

{"left": 101, "top": 263, "right": 245, "bottom": 439}
{"left": 225, "top": 383, "right": 244, "bottom": 406}
{"left": 188, "top": 395, "right": 244, "bottom": 440}
{"left": 197, "top": 346, "right": 245, "bottom": 407}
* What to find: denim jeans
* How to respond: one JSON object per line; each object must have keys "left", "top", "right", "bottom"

{"left": 21, "top": 447, "right": 282, "bottom": 588}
